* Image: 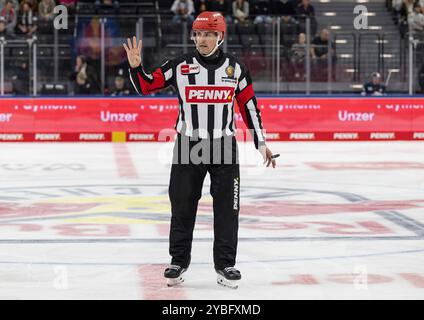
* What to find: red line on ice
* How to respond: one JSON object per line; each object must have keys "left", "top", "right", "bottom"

{"left": 138, "top": 265, "right": 188, "bottom": 300}
{"left": 113, "top": 144, "right": 139, "bottom": 179}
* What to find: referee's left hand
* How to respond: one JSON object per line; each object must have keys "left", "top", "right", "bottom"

{"left": 259, "top": 145, "right": 277, "bottom": 168}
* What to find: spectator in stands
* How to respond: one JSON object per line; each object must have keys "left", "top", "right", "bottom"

{"left": 310, "top": 28, "right": 335, "bottom": 81}
{"left": 290, "top": 32, "right": 306, "bottom": 79}
{"left": 16, "top": 0, "right": 37, "bottom": 38}
{"left": 391, "top": 0, "right": 404, "bottom": 25}
{"left": 271, "top": 0, "right": 296, "bottom": 18}
{"left": 0, "top": 0, "right": 18, "bottom": 12}
{"left": 296, "top": 0, "right": 317, "bottom": 34}
{"left": 194, "top": 0, "right": 208, "bottom": 15}
{"left": 38, "top": 0, "right": 55, "bottom": 21}
{"left": 171, "top": 0, "right": 195, "bottom": 24}
{"left": 27, "top": 0, "right": 38, "bottom": 13}
{"left": 291, "top": 32, "right": 306, "bottom": 57}
{"left": 71, "top": 55, "right": 101, "bottom": 95}
{"left": 12, "top": 60, "right": 29, "bottom": 95}
{"left": 272, "top": 0, "right": 299, "bottom": 39}
{"left": 38, "top": 0, "right": 55, "bottom": 33}
{"left": 361, "top": 72, "right": 386, "bottom": 96}
{"left": 0, "top": 0, "right": 17, "bottom": 37}
{"left": 110, "top": 70, "right": 130, "bottom": 96}
{"left": 0, "top": 16, "right": 5, "bottom": 36}
{"left": 297, "top": 0, "right": 315, "bottom": 18}
{"left": 232, "top": 0, "right": 249, "bottom": 24}
{"left": 95, "top": 0, "right": 120, "bottom": 15}
{"left": 408, "top": 3, "right": 424, "bottom": 32}
{"left": 400, "top": 0, "right": 416, "bottom": 19}
{"left": 311, "top": 28, "right": 332, "bottom": 59}
{"left": 252, "top": 0, "right": 272, "bottom": 24}
{"left": 280, "top": 14, "right": 299, "bottom": 47}
{"left": 210, "top": 0, "right": 232, "bottom": 23}
{"left": 399, "top": 0, "right": 416, "bottom": 37}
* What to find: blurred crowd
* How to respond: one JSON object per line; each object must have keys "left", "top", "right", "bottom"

{"left": 171, "top": 0, "right": 317, "bottom": 33}
{"left": 0, "top": 0, "right": 76, "bottom": 38}
{"left": 389, "top": 0, "right": 424, "bottom": 36}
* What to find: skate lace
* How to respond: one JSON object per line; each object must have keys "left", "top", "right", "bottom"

{"left": 224, "top": 267, "right": 237, "bottom": 273}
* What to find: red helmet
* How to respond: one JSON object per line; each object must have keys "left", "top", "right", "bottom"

{"left": 192, "top": 11, "right": 226, "bottom": 39}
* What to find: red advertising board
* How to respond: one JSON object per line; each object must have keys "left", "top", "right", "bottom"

{"left": 0, "top": 97, "right": 423, "bottom": 142}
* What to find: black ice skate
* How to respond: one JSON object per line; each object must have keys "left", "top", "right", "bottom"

{"left": 216, "top": 267, "right": 241, "bottom": 289}
{"left": 164, "top": 265, "right": 187, "bottom": 287}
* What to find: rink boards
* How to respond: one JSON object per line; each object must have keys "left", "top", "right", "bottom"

{"left": 0, "top": 97, "right": 424, "bottom": 142}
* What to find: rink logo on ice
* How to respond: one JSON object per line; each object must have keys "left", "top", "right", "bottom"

{"left": 185, "top": 86, "right": 234, "bottom": 103}
{"left": 3, "top": 185, "right": 424, "bottom": 239}
{"left": 370, "top": 132, "right": 395, "bottom": 140}
{"left": 35, "top": 134, "right": 61, "bottom": 141}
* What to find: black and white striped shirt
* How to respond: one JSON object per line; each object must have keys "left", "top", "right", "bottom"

{"left": 128, "top": 48, "right": 266, "bottom": 149}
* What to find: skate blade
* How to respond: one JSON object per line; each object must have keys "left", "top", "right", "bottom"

{"left": 217, "top": 275, "right": 239, "bottom": 289}
{"left": 166, "top": 276, "right": 184, "bottom": 287}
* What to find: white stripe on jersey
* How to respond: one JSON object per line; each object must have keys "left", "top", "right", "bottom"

{"left": 234, "top": 62, "right": 243, "bottom": 89}
{"left": 238, "top": 77, "right": 248, "bottom": 91}
{"left": 229, "top": 62, "right": 243, "bottom": 134}
{"left": 246, "top": 99, "right": 265, "bottom": 142}
{"left": 164, "top": 69, "right": 173, "bottom": 81}
{"left": 192, "top": 57, "right": 209, "bottom": 139}
{"left": 176, "top": 59, "right": 192, "bottom": 136}
{"left": 176, "top": 107, "right": 183, "bottom": 133}
{"left": 213, "top": 58, "right": 230, "bottom": 138}
{"left": 142, "top": 68, "right": 153, "bottom": 80}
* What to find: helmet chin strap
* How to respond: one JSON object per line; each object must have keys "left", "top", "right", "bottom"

{"left": 193, "top": 33, "right": 224, "bottom": 57}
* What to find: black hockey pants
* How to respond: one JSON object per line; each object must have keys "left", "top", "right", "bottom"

{"left": 168, "top": 133, "right": 240, "bottom": 270}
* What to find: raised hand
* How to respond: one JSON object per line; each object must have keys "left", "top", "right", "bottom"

{"left": 123, "top": 36, "right": 142, "bottom": 68}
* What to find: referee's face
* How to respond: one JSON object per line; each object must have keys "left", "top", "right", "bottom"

{"left": 194, "top": 30, "right": 220, "bottom": 56}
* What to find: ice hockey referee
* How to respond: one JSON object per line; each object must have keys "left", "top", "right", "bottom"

{"left": 124, "top": 11, "right": 277, "bottom": 289}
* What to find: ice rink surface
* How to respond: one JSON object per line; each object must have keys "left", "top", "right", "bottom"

{"left": 0, "top": 141, "right": 423, "bottom": 299}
